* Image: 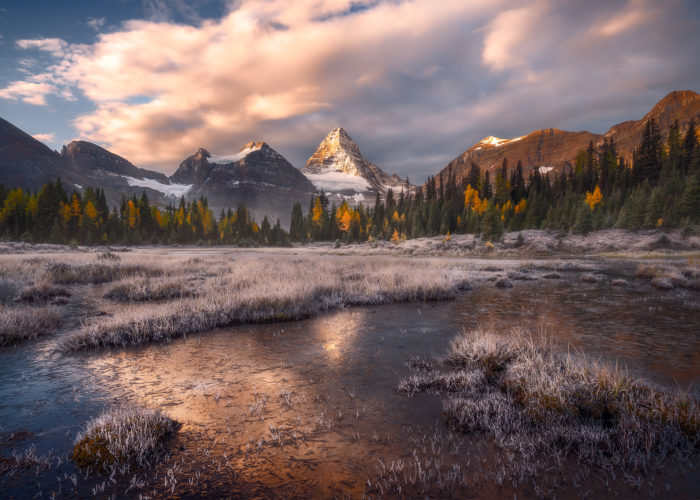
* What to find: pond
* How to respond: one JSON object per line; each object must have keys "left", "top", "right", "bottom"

{"left": 1, "top": 269, "right": 698, "bottom": 497}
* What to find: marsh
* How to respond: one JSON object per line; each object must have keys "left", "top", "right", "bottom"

{"left": 0, "top": 246, "right": 698, "bottom": 498}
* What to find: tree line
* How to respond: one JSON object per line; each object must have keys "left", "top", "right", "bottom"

{"left": 290, "top": 118, "right": 699, "bottom": 242}
{"left": 0, "top": 183, "right": 288, "bottom": 246}
{"left": 1, "top": 118, "right": 698, "bottom": 246}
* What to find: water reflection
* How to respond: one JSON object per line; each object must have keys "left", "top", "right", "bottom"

{"left": 0, "top": 275, "right": 698, "bottom": 497}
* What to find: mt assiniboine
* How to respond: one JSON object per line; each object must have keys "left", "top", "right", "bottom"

{"left": 301, "top": 127, "right": 413, "bottom": 204}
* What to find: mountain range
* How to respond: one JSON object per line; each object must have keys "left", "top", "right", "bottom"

{"left": 439, "top": 90, "right": 700, "bottom": 184}
{"left": 1, "top": 90, "right": 698, "bottom": 225}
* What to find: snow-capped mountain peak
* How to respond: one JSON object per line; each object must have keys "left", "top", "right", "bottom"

{"left": 301, "top": 127, "right": 412, "bottom": 203}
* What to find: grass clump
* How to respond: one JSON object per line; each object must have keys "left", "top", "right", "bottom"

{"left": 400, "top": 329, "right": 699, "bottom": 490}
{"left": 72, "top": 405, "right": 178, "bottom": 470}
{"left": 0, "top": 305, "right": 63, "bottom": 345}
{"left": 45, "top": 262, "right": 160, "bottom": 285}
{"left": 15, "top": 281, "right": 70, "bottom": 304}
{"left": 104, "top": 278, "right": 195, "bottom": 303}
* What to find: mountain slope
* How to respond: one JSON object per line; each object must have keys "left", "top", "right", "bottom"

{"left": 302, "top": 127, "right": 412, "bottom": 203}
{"left": 438, "top": 90, "right": 700, "bottom": 184}
{"left": 0, "top": 117, "right": 77, "bottom": 191}
{"left": 171, "top": 142, "right": 315, "bottom": 225}
{"left": 61, "top": 141, "right": 190, "bottom": 207}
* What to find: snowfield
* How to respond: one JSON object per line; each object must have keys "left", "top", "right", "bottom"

{"left": 123, "top": 176, "right": 192, "bottom": 197}
{"left": 304, "top": 169, "right": 371, "bottom": 192}
{"left": 207, "top": 144, "right": 262, "bottom": 164}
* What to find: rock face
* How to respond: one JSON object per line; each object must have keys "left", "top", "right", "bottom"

{"left": 171, "top": 142, "right": 315, "bottom": 225}
{"left": 302, "top": 127, "right": 412, "bottom": 204}
{"left": 604, "top": 90, "right": 700, "bottom": 161}
{"left": 61, "top": 141, "right": 188, "bottom": 208}
{"left": 0, "top": 117, "right": 75, "bottom": 191}
{"left": 438, "top": 90, "right": 700, "bottom": 185}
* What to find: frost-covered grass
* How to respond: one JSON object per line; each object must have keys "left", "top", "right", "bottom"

{"left": 46, "top": 262, "right": 162, "bottom": 285}
{"left": 0, "top": 305, "right": 63, "bottom": 345}
{"left": 634, "top": 262, "right": 700, "bottom": 290}
{"left": 400, "top": 329, "right": 699, "bottom": 491}
{"left": 59, "top": 255, "right": 456, "bottom": 350}
{"left": 72, "top": 405, "right": 178, "bottom": 470}
{"left": 16, "top": 281, "right": 71, "bottom": 303}
{"left": 104, "top": 277, "right": 196, "bottom": 303}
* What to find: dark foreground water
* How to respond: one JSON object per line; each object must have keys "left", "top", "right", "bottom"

{"left": 1, "top": 273, "right": 698, "bottom": 498}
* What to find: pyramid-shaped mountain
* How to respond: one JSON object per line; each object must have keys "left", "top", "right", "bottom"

{"left": 301, "top": 127, "right": 412, "bottom": 203}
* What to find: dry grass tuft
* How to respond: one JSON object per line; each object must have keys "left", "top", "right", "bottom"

{"left": 72, "top": 405, "right": 178, "bottom": 470}
{"left": 579, "top": 272, "right": 600, "bottom": 283}
{"left": 15, "top": 281, "right": 70, "bottom": 304}
{"left": 400, "top": 329, "right": 699, "bottom": 489}
{"left": 0, "top": 305, "right": 63, "bottom": 345}
{"left": 46, "top": 262, "right": 161, "bottom": 285}
{"left": 104, "top": 278, "right": 195, "bottom": 303}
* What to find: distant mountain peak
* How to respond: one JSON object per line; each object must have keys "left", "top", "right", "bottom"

{"left": 301, "top": 127, "right": 412, "bottom": 202}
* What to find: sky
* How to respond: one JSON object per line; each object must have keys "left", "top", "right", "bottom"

{"left": 0, "top": 0, "right": 698, "bottom": 182}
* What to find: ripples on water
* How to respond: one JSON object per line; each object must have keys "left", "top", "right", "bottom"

{"left": 0, "top": 274, "right": 698, "bottom": 497}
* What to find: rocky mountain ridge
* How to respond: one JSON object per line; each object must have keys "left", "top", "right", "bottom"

{"left": 171, "top": 141, "right": 315, "bottom": 225}
{"left": 439, "top": 90, "right": 700, "bottom": 184}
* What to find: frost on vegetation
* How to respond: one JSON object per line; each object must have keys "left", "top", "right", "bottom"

{"left": 399, "top": 329, "right": 699, "bottom": 491}
{"left": 634, "top": 262, "right": 699, "bottom": 291}
{"left": 104, "top": 278, "right": 195, "bottom": 303}
{"left": 46, "top": 262, "right": 160, "bottom": 285}
{"left": 15, "top": 281, "right": 70, "bottom": 304}
{"left": 72, "top": 405, "right": 178, "bottom": 471}
{"left": 0, "top": 305, "right": 62, "bottom": 345}
{"left": 59, "top": 256, "right": 456, "bottom": 350}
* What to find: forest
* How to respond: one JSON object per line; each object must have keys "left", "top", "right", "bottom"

{"left": 1, "top": 118, "right": 698, "bottom": 246}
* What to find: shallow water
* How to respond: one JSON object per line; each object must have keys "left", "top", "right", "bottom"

{"left": 0, "top": 271, "right": 698, "bottom": 497}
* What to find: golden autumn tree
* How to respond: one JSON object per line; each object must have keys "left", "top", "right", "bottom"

{"left": 83, "top": 201, "right": 98, "bottom": 227}
{"left": 312, "top": 197, "right": 324, "bottom": 227}
{"left": 585, "top": 186, "right": 603, "bottom": 211}
{"left": 464, "top": 185, "right": 488, "bottom": 215}
{"left": 126, "top": 199, "right": 139, "bottom": 229}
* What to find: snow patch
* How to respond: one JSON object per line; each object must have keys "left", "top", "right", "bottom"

{"left": 75, "top": 184, "right": 83, "bottom": 189}
{"left": 208, "top": 144, "right": 262, "bottom": 164}
{"left": 304, "top": 170, "right": 370, "bottom": 192}
{"left": 475, "top": 135, "right": 526, "bottom": 148}
{"left": 538, "top": 166, "right": 554, "bottom": 174}
{"left": 123, "top": 176, "right": 192, "bottom": 197}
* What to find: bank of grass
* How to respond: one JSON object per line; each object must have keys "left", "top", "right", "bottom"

{"left": 59, "top": 256, "right": 456, "bottom": 350}
{"left": 46, "top": 262, "right": 163, "bottom": 285}
{"left": 72, "top": 405, "right": 178, "bottom": 470}
{"left": 104, "top": 277, "right": 196, "bottom": 302}
{"left": 0, "top": 305, "right": 63, "bottom": 345}
{"left": 634, "top": 262, "right": 700, "bottom": 290}
{"left": 16, "top": 281, "right": 70, "bottom": 303}
{"left": 400, "top": 329, "right": 698, "bottom": 490}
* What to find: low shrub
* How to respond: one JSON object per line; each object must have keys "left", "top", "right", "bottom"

{"left": 72, "top": 405, "right": 178, "bottom": 470}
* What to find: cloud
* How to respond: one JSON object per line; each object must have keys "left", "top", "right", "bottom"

{"left": 1, "top": 0, "right": 698, "bottom": 180}
{"left": 0, "top": 80, "right": 56, "bottom": 105}
{"left": 16, "top": 37, "right": 68, "bottom": 57}
{"left": 32, "top": 132, "right": 56, "bottom": 143}
{"left": 87, "top": 17, "right": 106, "bottom": 31}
